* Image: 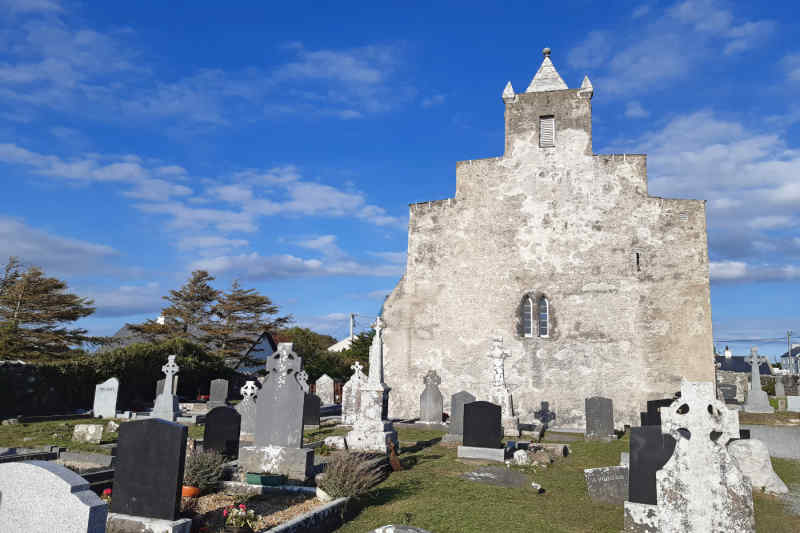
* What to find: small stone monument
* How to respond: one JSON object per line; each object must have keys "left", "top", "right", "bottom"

{"left": 486, "top": 336, "right": 519, "bottom": 437}
{"left": 208, "top": 378, "right": 229, "bottom": 409}
{"left": 73, "top": 424, "right": 104, "bottom": 444}
{"left": 585, "top": 396, "right": 614, "bottom": 440}
{"left": 443, "top": 390, "right": 476, "bottom": 443}
{"left": 584, "top": 465, "right": 629, "bottom": 504}
{"left": 775, "top": 377, "right": 785, "bottom": 397}
{"left": 151, "top": 355, "right": 181, "bottom": 422}
{"left": 743, "top": 347, "right": 774, "bottom": 414}
{"left": 347, "top": 316, "right": 398, "bottom": 453}
{"left": 303, "top": 393, "right": 321, "bottom": 428}
{"left": 0, "top": 461, "right": 107, "bottom": 533}
{"left": 315, "top": 374, "right": 335, "bottom": 405}
{"left": 624, "top": 380, "right": 756, "bottom": 533}
{"left": 238, "top": 343, "right": 314, "bottom": 481}
{"left": 204, "top": 406, "right": 241, "bottom": 458}
{"left": 93, "top": 377, "right": 119, "bottom": 419}
{"left": 342, "top": 361, "right": 366, "bottom": 425}
{"left": 236, "top": 380, "right": 258, "bottom": 441}
{"left": 419, "top": 370, "right": 443, "bottom": 424}
{"left": 108, "top": 418, "right": 190, "bottom": 530}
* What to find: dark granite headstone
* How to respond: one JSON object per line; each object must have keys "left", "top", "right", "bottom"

{"left": 643, "top": 399, "right": 674, "bottom": 426}
{"left": 462, "top": 401, "right": 502, "bottom": 449}
{"left": 448, "top": 391, "right": 476, "bottom": 436}
{"left": 203, "top": 406, "right": 241, "bottom": 457}
{"left": 585, "top": 396, "right": 614, "bottom": 438}
{"left": 628, "top": 426, "right": 676, "bottom": 505}
{"left": 303, "top": 394, "right": 321, "bottom": 427}
{"left": 111, "top": 418, "right": 187, "bottom": 520}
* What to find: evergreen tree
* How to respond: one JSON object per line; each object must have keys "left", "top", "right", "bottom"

{"left": 130, "top": 270, "right": 219, "bottom": 344}
{"left": 206, "top": 280, "right": 292, "bottom": 367}
{"left": 0, "top": 257, "right": 95, "bottom": 360}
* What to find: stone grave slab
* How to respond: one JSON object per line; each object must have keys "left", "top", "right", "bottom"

{"left": 73, "top": 424, "right": 104, "bottom": 444}
{"left": 457, "top": 445, "right": 505, "bottom": 462}
{"left": 443, "top": 390, "right": 476, "bottom": 443}
{"left": 462, "top": 465, "right": 529, "bottom": 488}
{"left": 628, "top": 426, "right": 676, "bottom": 505}
{"left": 315, "top": 374, "right": 335, "bottom": 405}
{"left": 207, "top": 378, "right": 229, "bottom": 409}
{"left": 303, "top": 393, "right": 321, "bottom": 428}
{"left": 462, "top": 401, "right": 502, "bottom": 449}
{"left": 203, "top": 406, "right": 241, "bottom": 458}
{"left": 419, "top": 370, "right": 443, "bottom": 424}
{"left": 93, "top": 377, "right": 119, "bottom": 419}
{"left": 787, "top": 396, "right": 800, "bottom": 412}
{"left": 585, "top": 396, "right": 614, "bottom": 440}
{"left": 0, "top": 460, "right": 107, "bottom": 533}
{"left": 584, "top": 465, "right": 628, "bottom": 504}
{"left": 111, "top": 418, "right": 187, "bottom": 521}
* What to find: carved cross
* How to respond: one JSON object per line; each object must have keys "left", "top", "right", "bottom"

{"left": 423, "top": 370, "right": 441, "bottom": 387}
{"left": 351, "top": 361, "right": 364, "bottom": 374}
{"left": 240, "top": 380, "right": 258, "bottom": 400}
{"left": 745, "top": 347, "right": 763, "bottom": 389}
{"left": 161, "top": 355, "right": 179, "bottom": 396}
{"left": 487, "top": 336, "right": 510, "bottom": 388}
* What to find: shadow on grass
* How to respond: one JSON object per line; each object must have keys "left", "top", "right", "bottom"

{"left": 400, "top": 437, "right": 441, "bottom": 454}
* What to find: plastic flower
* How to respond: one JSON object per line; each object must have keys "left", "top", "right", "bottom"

{"left": 102, "top": 489, "right": 112, "bottom": 496}
{"left": 222, "top": 509, "right": 228, "bottom": 517}
{"left": 239, "top": 504, "right": 246, "bottom": 510}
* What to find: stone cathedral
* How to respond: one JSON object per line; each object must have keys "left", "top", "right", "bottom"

{"left": 381, "top": 49, "right": 714, "bottom": 429}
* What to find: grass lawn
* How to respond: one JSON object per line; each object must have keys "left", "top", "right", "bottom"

{"left": 0, "top": 417, "right": 118, "bottom": 454}
{"left": 337, "top": 427, "right": 800, "bottom": 533}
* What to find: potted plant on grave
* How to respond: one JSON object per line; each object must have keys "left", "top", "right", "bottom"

{"left": 182, "top": 448, "right": 225, "bottom": 497}
{"left": 223, "top": 504, "right": 257, "bottom": 533}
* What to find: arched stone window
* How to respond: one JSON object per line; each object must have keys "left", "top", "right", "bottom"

{"left": 538, "top": 297, "right": 549, "bottom": 338}
{"left": 522, "top": 296, "right": 534, "bottom": 337}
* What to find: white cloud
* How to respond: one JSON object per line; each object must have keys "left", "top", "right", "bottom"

{"left": 782, "top": 53, "right": 800, "bottom": 82}
{"left": 747, "top": 216, "right": 795, "bottom": 230}
{"left": 0, "top": 216, "right": 117, "bottom": 276}
{"left": 421, "top": 94, "right": 446, "bottom": 108}
{"left": 84, "top": 282, "right": 164, "bottom": 318}
{"left": 625, "top": 101, "right": 649, "bottom": 118}
{"left": 569, "top": 1, "right": 774, "bottom": 96}
{"left": 710, "top": 261, "right": 800, "bottom": 282}
{"left": 177, "top": 236, "right": 249, "bottom": 251}
{"left": 0, "top": 0, "right": 62, "bottom": 14}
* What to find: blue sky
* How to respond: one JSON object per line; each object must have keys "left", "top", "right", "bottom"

{"left": 0, "top": 0, "right": 798, "bottom": 359}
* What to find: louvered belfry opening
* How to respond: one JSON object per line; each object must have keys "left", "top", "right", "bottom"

{"left": 539, "top": 115, "right": 555, "bottom": 147}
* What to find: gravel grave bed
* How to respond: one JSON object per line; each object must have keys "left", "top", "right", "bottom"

{"left": 181, "top": 491, "right": 320, "bottom": 532}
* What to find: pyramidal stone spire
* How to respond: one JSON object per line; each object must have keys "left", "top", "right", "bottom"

{"left": 502, "top": 81, "right": 515, "bottom": 102}
{"left": 525, "top": 47, "right": 568, "bottom": 93}
{"left": 579, "top": 75, "right": 594, "bottom": 98}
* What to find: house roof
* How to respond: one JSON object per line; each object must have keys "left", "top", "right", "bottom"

{"left": 237, "top": 331, "right": 278, "bottom": 375}
{"left": 715, "top": 355, "right": 773, "bottom": 375}
{"left": 327, "top": 335, "right": 355, "bottom": 353}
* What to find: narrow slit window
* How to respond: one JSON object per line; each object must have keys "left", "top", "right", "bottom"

{"left": 636, "top": 252, "right": 641, "bottom": 272}
{"left": 540, "top": 116, "right": 555, "bottom": 147}
{"left": 523, "top": 296, "right": 534, "bottom": 337}
{"left": 538, "top": 297, "right": 549, "bottom": 337}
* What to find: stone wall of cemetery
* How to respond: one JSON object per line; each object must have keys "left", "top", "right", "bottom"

{"left": 382, "top": 85, "right": 714, "bottom": 428}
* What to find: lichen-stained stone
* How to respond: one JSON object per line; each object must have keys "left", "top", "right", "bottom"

{"left": 381, "top": 48, "right": 714, "bottom": 428}
{"left": 728, "top": 439, "right": 789, "bottom": 495}
{"left": 655, "top": 380, "right": 755, "bottom": 533}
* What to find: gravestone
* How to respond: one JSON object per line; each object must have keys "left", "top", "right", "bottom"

{"left": 93, "top": 377, "right": 119, "bottom": 419}
{"left": 155, "top": 376, "right": 179, "bottom": 399}
{"left": 111, "top": 418, "right": 187, "bottom": 521}
{"left": 444, "top": 391, "right": 476, "bottom": 442}
{"left": 73, "top": 424, "right": 104, "bottom": 444}
{"left": 643, "top": 398, "right": 674, "bottom": 426}
{"left": 535, "top": 401, "right": 556, "bottom": 430}
{"left": 303, "top": 393, "right": 321, "bottom": 427}
{"left": 776, "top": 378, "right": 785, "bottom": 397}
{"left": 778, "top": 398, "right": 787, "bottom": 411}
{"left": 315, "top": 374, "right": 335, "bottom": 405}
{"left": 585, "top": 396, "right": 614, "bottom": 440}
{"left": 462, "top": 401, "right": 502, "bottom": 448}
{"left": 236, "top": 380, "right": 258, "bottom": 438}
{"left": 204, "top": 406, "right": 241, "bottom": 458}
{"left": 628, "top": 426, "right": 676, "bottom": 505}
{"left": 788, "top": 396, "right": 800, "bottom": 412}
{"left": 718, "top": 384, "right": 737, "bottom": 402}
{"left": 208, "top": 378, "right": 229, "bottom": 409}
{"left": 342, "top": 361, "right": 366, "bottom": 425}
{"left": 151, "top": 355, "right": 181, "bottom": 422}
{"left": 486, "top": 337, "right": 519, "bottom": 436}
{"left": 584, "top": 465, "right": 629, "bottom": 504}
{"left": 238, "top": 343, "right": 314, "bottom": 481}
{"left": 419, "top": 370, "right": 443, "bottom": 424}
{"left": 743, "top": 347, "right": 774, "bottom": 414}
{"left": 0, "top": 460, "right": 107, "bottom": 532}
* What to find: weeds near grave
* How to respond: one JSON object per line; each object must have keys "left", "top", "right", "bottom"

{"left": 318, "top": 452, "right": 385, "bottom": 498}
{"left": 183, "top": 448, "right": 225, "bottom": 494}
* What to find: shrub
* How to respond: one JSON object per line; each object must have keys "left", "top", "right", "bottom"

{"left": 183, "top": 449, "right": 225, "bottom": 494}
{"left": 317, "top": 452, "right": 385, "bottom": 498}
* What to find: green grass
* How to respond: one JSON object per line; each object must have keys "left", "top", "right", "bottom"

{"left": 0, "top": 417, "right": 118, "bottom": 454}
{"left": 336, "top": 428, "right": 800, "bottom": 533}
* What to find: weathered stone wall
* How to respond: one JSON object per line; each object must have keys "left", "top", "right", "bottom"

{"left": 382, "top": 85, "right": 714, "bottom": 429}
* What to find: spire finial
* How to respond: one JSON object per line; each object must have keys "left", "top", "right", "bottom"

{"left": 543, "top": 47, "right": 551, "bottom": 57}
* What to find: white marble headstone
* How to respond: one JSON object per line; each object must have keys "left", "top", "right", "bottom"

{"left": 93, "top": 377, "right": 119, "bottom": 419}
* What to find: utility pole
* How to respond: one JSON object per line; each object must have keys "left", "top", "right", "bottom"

{"left": 789, "top": 330, "right": 793, "bottom": 358}
{"left": 349, "top": 313, "right": 359, "bottom": 339}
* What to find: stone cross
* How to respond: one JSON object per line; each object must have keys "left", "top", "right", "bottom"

{"left": 351, "top": 361, "right": 364, "bottom": 374}
{"left": 367, "top": 316, "right": 386, "bottom": 385}
{"left": 486, "top": 336, "right": 519, "bottom": 437}
{"left": 745, "top": 347, "right": 762, "bottom": 391}
{"left": 423, "top": 369, "right": 442, "bottom": 387}
{"left": 488, "top": 336, "right": 510, "bottom": 388}
{"left": 241, "top": 381, "right": 258, "bottom": 400}
{"left": 161, "top": 355, "right": 179, "bottom": 396}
